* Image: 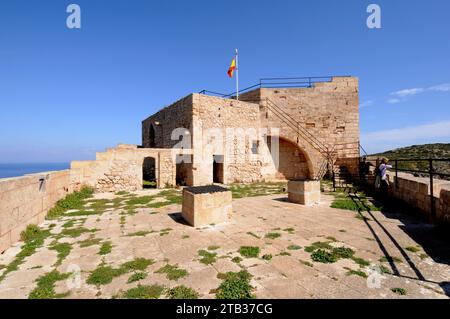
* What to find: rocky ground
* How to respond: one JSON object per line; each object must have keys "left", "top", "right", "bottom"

{"left": 0, "top": 184, "right": 449, "bottom": 299}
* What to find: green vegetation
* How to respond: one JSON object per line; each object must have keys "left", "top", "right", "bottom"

{"left": 239, "top": 246, "right": 260, "bottom": 258}
{"left": 305, "top": 241, "right": 369, "bottom": 267}
{"left": 379, "top": 265, "right": 392, "bottom": 274}
{"left": 0, "top": 225, "right": 51, "bottom": 282}
{"left": 126, "top": 230, "right": 152, "bottom": 237}
{"left": 330, "top": 190, "right": 381, "bottom": 212}
{"left": 345, "top": 269, "right": 368, "bottom": 278}
{"left": 278, "top": 251, "right": 291, "bottom": 256}
{"left": 232, "top": 256, "right": 243, "bottom": 264}
{"left": 122, "top": 284, "right": 164, "bottom": 299}
{"left": 391, "top": 287, "right": 407, "bottom": 295}
{"left": 127, "top": 272, "right": 147, "bottom": 283}
{"left": 115, "top": 191, "right": 130, "bottom": 196}
{"left": 99, "top": 242, "right": 112, "bottom": 255}
{"left": 304, "top": 241, "right": 333, "bottom": 253}
{"left": 59, "top": 227, "right": 97, "bottom": 238}
{"left": 207, "top": 245, "right": 220, "bottom": 251}
{"left": 332, "top": 247, "right": 355, "bottom": 259}
{"left": 230, "top": 182, "right": 286, "bottom": 199}
{"left": 262, "top": 254, "right": 273, "bottom": 261}
{"left": 121, "top": 258, "right": 155, "bottom": 272}
{"left": 299, "top": 259, "right": 314, "bottom": 267}
{"left": 47, "top": 186, "right": 94, "bottom": 219}
{"left": 379, "top": 256, "right": 403, "bottom": 263}
{"left": 87, "top": 265, "right": 126, "bottom": 285}
{"left": 283, "top": 228, "right": 295, "bottom": 234}
{"left": 287, "top": 245, "right": 302, "bottom": 251}
{"left": 49, "top": 243, "right": 72, "bottom": 266}
{"left": 28, "top": 270, "right": 71, "bottom": 299}
{"left": 265, "top": 232, "right": 281, "bottom": 240}
{"left": 405, "top": 246, "right": 421, "bottom": 253}
{"left": 78, "top": 237, "right": 102, "bottom": 248}
{"left": 87, "top": 258, "right": 154, "bottom": 285}
{"left": 372, "top": 143, "right": 450, "bottom": 179}
{"left": 159, "top": 228, "right": 172, "bottom": 236}
{"left": 215, "top": 270, "right": 255, "bottom": 299}
{"left": 155, "top": 264, "right": 188, "bottom": 281}
{"left": 166, "top": 286, "right": 199, "bottom": 299}
{"left": 311, "top": 249, "right": 338, "bottom": 263}
{"left": 198, "top": 249, "right": 218, "bottom": 265}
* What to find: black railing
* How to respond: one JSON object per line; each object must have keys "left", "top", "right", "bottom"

{"left": 199, "top": 75, "right": 350, "bottom": 99}
{"left": 392, "top": 158, "right": 450, "bottom": 221}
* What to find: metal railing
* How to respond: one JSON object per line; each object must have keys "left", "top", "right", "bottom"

{"left": 392, "top": 158, "right": 450, "bottom": 221}
{"left": 199, "top": 75, "right": 350, "bottom": 99}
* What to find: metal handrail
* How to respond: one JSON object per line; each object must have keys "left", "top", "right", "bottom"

{"left": 199, "top": 75, "right": 350, "bottom": 98}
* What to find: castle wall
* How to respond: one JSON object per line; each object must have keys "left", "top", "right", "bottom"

{"left": 0, "top": 170, "right": 74, "bottom": 253}
{"left": 240, "top": 76, "right": 360, "bottom": 177}
{"left": 142, "top": 94, "right": 193, "bottom": 149}
{"left": 191, "top": 94, "right": 263, "bottom": 185}
{"left": 71, "top": 144, "right": 177, "bottom": 192}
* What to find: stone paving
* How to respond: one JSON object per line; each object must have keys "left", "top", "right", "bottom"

{"left": 0, "top": 187, "right": 449, "bottom": 299}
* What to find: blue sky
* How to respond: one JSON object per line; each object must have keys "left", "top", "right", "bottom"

{"left": 0, "top": 0, "right": 449, "bottom": 162}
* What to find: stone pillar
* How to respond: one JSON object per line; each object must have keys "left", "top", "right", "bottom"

{"left": 182, "top": 185, "right": 232, "bottom": 227}
{"left": 288, "top": 180, "right": 321, "bottom": 206}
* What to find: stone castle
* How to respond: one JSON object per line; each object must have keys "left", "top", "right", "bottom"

{"left": 70, "top": 76, "right": 360, "bottom": 191}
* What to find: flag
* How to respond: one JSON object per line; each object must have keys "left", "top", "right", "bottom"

{"left": 227, "top": 58, "right": 236, "bottom": 78}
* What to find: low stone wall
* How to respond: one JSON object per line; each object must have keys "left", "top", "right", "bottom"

{"left": 387, "top": 171, "right": 450, "bottom": 224}
{"left": 71, "top": 144, "right": 179, "bottom": 192}
{"left": 0, "top": 170, "right": 74, "bottom": 253}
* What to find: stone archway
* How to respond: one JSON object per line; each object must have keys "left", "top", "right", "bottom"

{"left": 265, "top": 136, "right": 313, "bottom": 180}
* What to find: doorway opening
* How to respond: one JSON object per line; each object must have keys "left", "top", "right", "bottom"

{"left": 213, "top": 155, "right": 224, "bottom": 183}
{"left": 143, "top": 157, "right": 156, "bottom": 188}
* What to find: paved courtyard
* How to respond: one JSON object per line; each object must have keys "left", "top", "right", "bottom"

{"left": 0, "top": 186, "right": 449, "bottom": 299}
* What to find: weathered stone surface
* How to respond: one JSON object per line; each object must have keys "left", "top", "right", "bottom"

{"left": 288, "top": 180, "right": 321, "bottom": 206}
{"left": 182, "top": 186, "right": 232, "bottom": 227}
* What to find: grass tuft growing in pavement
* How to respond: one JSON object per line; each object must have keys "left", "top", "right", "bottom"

{"left": 345, "top": 269, "right": 368, "bottom": 278}
{"left": 311, "top": 249, "right": 338, "bottom": 263}
{"left": 262, "top": 254, "right": 273, "bottom": 261}
{"left": 122, "top": 284, "right": 164, "bottom": 299}
{"left": 49, "top": 243, "right": 72, "bottom": 266}
{"left": 391, "top": 287, "right": 407, "bottom": 295}
{"left": 265, "top": 232, "right": 281, "bottom": 240}
{"left": 166, "top": 286, "right": 199, "bottom": 299}
{"left": 99, "top": 242, "right": 112, "bottom": 255}
{"left": 198, "top": 249, "right": 218, "bottom": 265}
{"left": 47, "top": 186, "right": 94, "bottom": 219}
{"left": 121, "top": 258, "right": 155, "bottom": 272}
{"left": 215, "top": 270, "right": 255, "bottom": 299}
{"left": 155, "top": 264, "right": 188, "bottom": 281}
{"left": 127, "top": 272, "right": 148, "bottom": 283}
{"left": 0, "top": 225, "right": 51, "bottom": 282}
{"left": 87, "top": 265, "right": 126, "bottom": 285}
{"left": 239, "top": 246, "right": 260, "bottom": 258}
{"left": 28, "top": 270, "right": 71, "bottom": 299}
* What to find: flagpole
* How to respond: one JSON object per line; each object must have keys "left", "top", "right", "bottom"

{"left": 235, "top": 48, "right": 239, "bottom": 100}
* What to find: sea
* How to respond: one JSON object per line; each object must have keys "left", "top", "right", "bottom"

{"left": 0, "top": 163, "right": 70, "bottom": 179}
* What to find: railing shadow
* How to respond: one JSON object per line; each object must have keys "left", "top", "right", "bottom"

{"left": 348, "top": 190, "right": 450, "bottom": 296}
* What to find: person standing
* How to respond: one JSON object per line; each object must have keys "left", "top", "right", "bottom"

{"left": 379, "top": 158, "right": 393, "bottom": 196}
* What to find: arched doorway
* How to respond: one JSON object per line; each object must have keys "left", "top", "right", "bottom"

{"left": 143, "top": 157, "right": 156, "bottom": 188}
{"left": 266, "top": 136, "right": 311, "bottom": 180}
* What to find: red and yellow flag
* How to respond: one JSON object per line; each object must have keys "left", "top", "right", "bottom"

{"left": 227, "top": 58, "right": 236, "bottom": 78}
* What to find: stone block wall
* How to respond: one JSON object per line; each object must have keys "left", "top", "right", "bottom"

{"left": 240, "top": 76, "right": 360, "bottom": 177}
{"left": 0, "top": 170, "right": 73, "bottom": 253}
{"left": 71, "top": 144, "right": 178, "bottom": 192}
{"left": 387, "top": 171, "right": 450, "bottom": 224}
{"left": 142, "top": 95, "right": 193, "bottom": 149}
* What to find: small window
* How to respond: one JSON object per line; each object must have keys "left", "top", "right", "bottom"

{"left": 251, "top": 140, "right": 259, "bottom": 154}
